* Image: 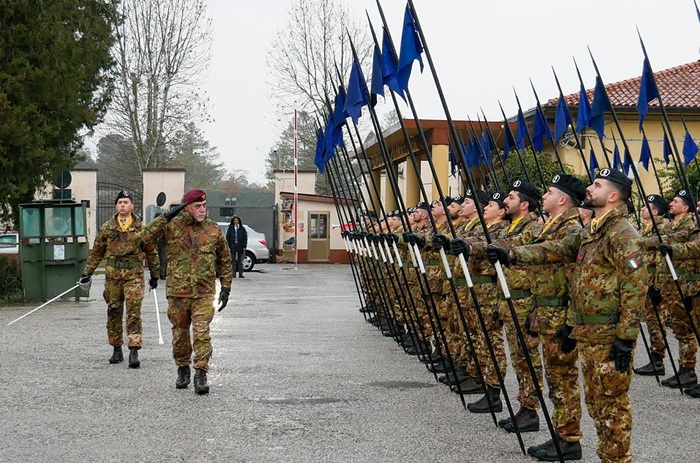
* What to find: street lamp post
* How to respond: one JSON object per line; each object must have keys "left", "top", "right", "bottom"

{"left": 293, "top": 108, "right": 298, "bottom": 270}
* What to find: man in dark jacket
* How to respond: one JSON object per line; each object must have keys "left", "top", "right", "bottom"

{"left": 227, "top": 215, "right": 248, "bottom": 278}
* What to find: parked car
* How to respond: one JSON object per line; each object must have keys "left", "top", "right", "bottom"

{"left": 217, "top": 223, "right": 270, "bottom": 272}
{"left": 0, "top": 230, "right": 19, "bottom": 254}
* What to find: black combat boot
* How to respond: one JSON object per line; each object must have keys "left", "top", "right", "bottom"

{"left": 109, "top": 346, "right": 123, "bottom": 364}
{"left": 194, "top": 368, "right": 210, "bottom": 395}
{"left": 176, "top": 366, "right": 191, "bottom": 389}
{"left": 467, "top": 385, "right": 502, "bottom": 413}
{"left": 528, "top": 436, "right": 583, "bottom": 461}
{"left": 634, "top": 352, "right": 665, "bottom": 376}
{"left": 504, "top": 406, "right": 540, "bottom": 433}
{"left": 128, "top": 348, "right": 140, "bottom": 368}
{"left": 450, "top": 376, "right": 484, "bottom": 394}
{"left": 661, "top": 367, "right": 698, "bottom": 388}
{"left": 684, "top": 383, "right": 700, "bottom": 398}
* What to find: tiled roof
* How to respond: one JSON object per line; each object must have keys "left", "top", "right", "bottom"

{"left": 546, "top": 60, "right": 700, "bottom": 109}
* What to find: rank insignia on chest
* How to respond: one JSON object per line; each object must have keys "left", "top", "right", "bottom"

{"left": 627, "top": 257, "right": 641, "bottom": 270}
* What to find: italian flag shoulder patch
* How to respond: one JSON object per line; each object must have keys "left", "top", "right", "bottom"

{"left": 627, "top": 257, "right": 641, "bottom": 270}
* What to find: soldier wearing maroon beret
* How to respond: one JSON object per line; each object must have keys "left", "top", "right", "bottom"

{"left": 142, "top": 189, "right": 233, "bottom": 394}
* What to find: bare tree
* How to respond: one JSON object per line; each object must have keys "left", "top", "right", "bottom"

{"left": 267, "top": 0, "right": 372, "bottom": 117}
{"left": 107, "top": 0, "right": 212, "bottom": 177}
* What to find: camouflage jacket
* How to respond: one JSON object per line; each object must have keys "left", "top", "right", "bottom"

{"left": 492, "top": 212, "right": 542, "bottom": 292}
{"left": 142, "top": 214, "right": 232, "bottom": 298}
{"left": 640, "top": 216, "right": 665, "bottom": 284}
{"left": 84, "top": 213, "right": 159, "bottom": 281}
{"left": 513, "top": 205, "right": 647, "bottom": 343}
{"left": 527, "top": 208, "right": 582, "bottom": 334}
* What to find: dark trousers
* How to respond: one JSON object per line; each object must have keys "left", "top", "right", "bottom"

{"left": 233, "top": 249, "right": 244, "bottom": 276}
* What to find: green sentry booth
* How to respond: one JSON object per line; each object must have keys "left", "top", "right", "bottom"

{"left": 19, "top": 201, "right": 90, "bottom": 301}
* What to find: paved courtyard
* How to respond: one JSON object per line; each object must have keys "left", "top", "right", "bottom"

{"left": 0, "top": 263, "right": 698, "bottom": 462}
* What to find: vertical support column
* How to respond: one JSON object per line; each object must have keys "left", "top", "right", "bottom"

{"left": 384, "top": 163, "right": 398, "bottom": 212}
{"left": 405, "top": 155, "right": 421, "bottom": 207}
{"left": 431, "top": 144, "right": 449, "bottom": 200}
{"left": 368, "top": 168, "right": 381, "bottom": 214}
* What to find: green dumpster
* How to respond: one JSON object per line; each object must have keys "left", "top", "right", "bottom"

{"left": 19, "top": 201, "right": 90, "bottom": 301}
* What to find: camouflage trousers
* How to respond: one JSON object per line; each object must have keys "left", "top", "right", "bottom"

{"left": 541, "top": 333, "right": 582, "bottom": 442}
{"left": 457, "top": 287, "right": 506, "bottom": 388}
{"left": 502, "top": 298, "right": 543, "bottom": 410}
{"left": 643, "top": 295, "right": 668, "bottom": 357}
{"left": 103, "top": 277, "right": 144, "bottom": 348}
{"left": 167, "top": 296, "right": 215, "bottom": 371}
{"left": 661, "top": 283, "right": 698, "bottom": 368}
{"left": 579, "top": 341, "right": 634, "bottom": 463}
{"left": 442, "top": 288, "right": 467, "bottom": 369}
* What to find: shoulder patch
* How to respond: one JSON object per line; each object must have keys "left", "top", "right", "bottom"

{"left": 627, "top": 257, "right": 641, "bottom": 270}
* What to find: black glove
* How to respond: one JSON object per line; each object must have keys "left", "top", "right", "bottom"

{"left": 524, "top": 313, "right": 538, "bottom": 337}
{"left": 405, "top": 232, "right": 426, "bottom": 249}
{"left": 149, "top": 277, "right": 158, "bottom": 290}
{"left": 341, "top": 231, "right": 349, "bottom": 239}
{"left": 163, "top": 203, "right": 187, "bottom": 222}
{"left": 647, "top": 286, "right": 662, "bottom": 306}
{"left": 486, "top": 245, "right": 512, "bottom": 267}
{"left": 78, "top": 275, "right": 92, "bottom": 291}
{"left": 609, "top": 337, "right": 635, "bottom": 373}
{"left": 659, "top": 243, "right": 673, "bottom": 258}
{"left": 555, "top": 324, "right": 577, "bottom": 354}
{"left": 386, "top": 233, "right": 398, "bottom": 245}
{"left": 449, "top": 238, "right": 470, "bottom": 257}
{"left": 431, "top": 233, "right": 450, "bottom": 251}
{"left": 218, "top": 287, "right": 230, "bottom": 312}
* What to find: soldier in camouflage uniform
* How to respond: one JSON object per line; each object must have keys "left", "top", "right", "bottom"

{"left": 449, "top": 191, "right": 510, "bottom": 412}
{"left": 141, "top": 189, "right": 232, "bottom": 395}
{"left": 81, "top": 190, "right": 159, "bottom": 368}
{"left": 484, "top": 180, "right": 544, "bottom": 434}
{"left": 494, "top": 169, "right": 648, "bottom": 463}
{"left": 643, "top": 190, "right": 699, "bottom": 389}
{"left": 633, "top": 194, "right": 670, "bottom": 377}
{"left": 523, "top": 174, "right": 586, "bottom": 461}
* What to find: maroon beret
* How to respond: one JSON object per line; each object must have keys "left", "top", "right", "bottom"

{"left": 182, "top": 189, "right": 206, "bottom": 204}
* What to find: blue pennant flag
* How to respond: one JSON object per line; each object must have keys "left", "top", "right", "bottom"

{"left": 381, "top": 28, "right": 402, "bottom": 98}
{"left": 332, "top": 87, "right": 347, "bottom": 146}
{"left": 465, "top": 137, "right": 479, "bottom": 168}
{"left": 502, "top": 122, "right": 515, "bottom": 162}
{"left": 397, "top": 5, "right": 424, "bottom": 99}
{"left": 344, "top": 60, "right": 368, "bottom": 125}
{"left": 696, "top": 0, "right": 700, "bottom": 24}
{"left": 639, "top": 133, "right": 652, "bottom": 171}
{"left": 589, "top": 76, "right": 611, "bottom": 138}
{"left": 554, "top": 94, "right": 573, "bottom": 141}
{"left": 622, "top": 147, "right": 632, "bottom": 175}
{"left": 576, "top": 83, "right": 591, "bottom": 132}
{"left": 516, "top": 109, "right": 528, "bottom": 150}
{"left": 637, "top": 58, "right": 659, "bottom": 132}
{"left": 370, "top": 43, "right": 384, "bottom": 107}
{"left": 322, "top": 112, "right": 335, "bottom": 167}
{"left": 613, "top": 143, "right": 622, "bottom": 170}
{"left": 589, "top": 148, "right": 598, "bottom": 179}
{"left": 683, "top": 129, "right": 699, "bottom": 166}
{"left": 663, "top": 132, "right": 672, "bottom": 165}
{"left": 532, "top": 106, "right": 552, "bottom": 152}
{"left": 314, "top": 127, "right": 325, "bottom": 173}
{"left": 449, "top": 145, "right": 458, "bottom": 176}
{"left": 481, "top": 132, "right": 494, "bottom": 167}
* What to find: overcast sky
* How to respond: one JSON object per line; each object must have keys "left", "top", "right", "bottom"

{"left": 203, "top": 0, "right": 700, "bottom": 184}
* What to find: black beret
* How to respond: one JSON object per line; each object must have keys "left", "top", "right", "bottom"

{"left": 646, "top": 194, "right": 669, "bottom": 216}
{"left": 466, "top": 188, "right": 490, "bottom": 206}
{"left": 675, "top": 189, "right": 696, "bottom": 210}
{"left": 551, "top": 173, "right": 586, "bottom": 203}
{"left": 490, "top": 191, "right": 507, "bottom": 209}
{"left": 451, "top": 195, "right": 465, "bottom": 205}
{"left": 415, "top": 202, "right": 430, "bottom": 211}
{"left": 510, "top": 180, "right": 541, "bottom": 205}
{"left": 115, "top": 190, "right": 132, "bottom": 204}
{"left": 596, "top": 168, "right": 632, "bottom": 193}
